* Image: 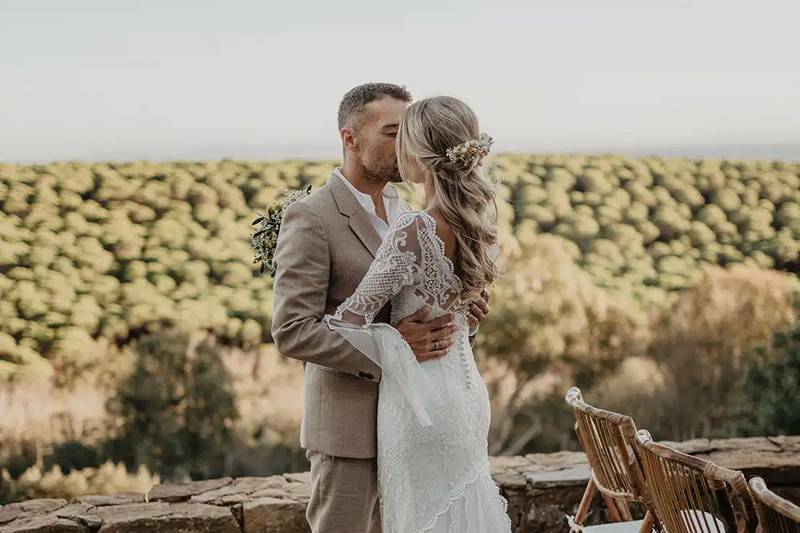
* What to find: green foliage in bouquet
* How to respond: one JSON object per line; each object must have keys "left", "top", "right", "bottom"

{"left": 250, "top": 185, "right": 312, "bottom": 277}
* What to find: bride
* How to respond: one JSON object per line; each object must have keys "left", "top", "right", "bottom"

{"left": 323, "top": 95, "right": 512, "bottom": 533}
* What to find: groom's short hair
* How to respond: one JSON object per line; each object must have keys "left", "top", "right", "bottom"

{"left": 338, "top": 83, "right": 412, "bottom": 130}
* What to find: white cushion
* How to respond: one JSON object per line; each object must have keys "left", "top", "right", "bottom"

{"left": 578, "top": 511, "right": 726, "bottom": 533}
{"left": 679, "top": 509, "right": 726, "bottom": 532}
{"left": 581, "top": 519, "right": 647, "bottom": 532}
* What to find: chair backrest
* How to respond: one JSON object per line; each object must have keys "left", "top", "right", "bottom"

{"left": 634, "top": 429, "right": 757, "bottom": 533}
{"left": 565, "top": 386, "right": 648, "bottom": 503}
{"left": 749, "top": 476, "right": 800, "bottom": 533}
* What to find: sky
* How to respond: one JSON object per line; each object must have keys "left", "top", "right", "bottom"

{"left": 2, "top": 0, "right": 799, "bottom": 162}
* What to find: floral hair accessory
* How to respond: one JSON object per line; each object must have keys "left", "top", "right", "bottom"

{"left": 444, "top": 132, "right": 494, "bottom": 168}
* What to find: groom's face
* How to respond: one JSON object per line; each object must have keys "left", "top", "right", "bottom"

{"left": 353, "top": 97, "right": 408, "bottom": 184}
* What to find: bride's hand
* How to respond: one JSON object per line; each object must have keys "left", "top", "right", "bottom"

{"left": 467, "top": 289, "right": 490, "bottom": 331}
{"left": 395, "top": 306, "right": 456, "bottom": 362}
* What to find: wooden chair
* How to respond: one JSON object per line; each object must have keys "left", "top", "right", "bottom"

{"left": 565, "top": 387, "right": 660, "bottom": 532}
{"left": 634, "top": 429, "right": 757, "bottom": 533}
{"left": 748, "top": 476, "right": 800, "bottom": 532}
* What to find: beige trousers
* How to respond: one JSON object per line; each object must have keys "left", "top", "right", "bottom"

{"left": 305, "top": 449, "right": 382, "bottom": 533}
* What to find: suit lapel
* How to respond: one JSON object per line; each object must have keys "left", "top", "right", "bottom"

{"left": 327, "top": 172, "right": 383, "bottom": 259}
{"left": 349, "top": 207, "right": 382, "bottom": 259}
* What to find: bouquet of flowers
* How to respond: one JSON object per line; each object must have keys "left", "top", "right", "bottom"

{"left": 251, "top": 184, "right": 312, "bottom": 277}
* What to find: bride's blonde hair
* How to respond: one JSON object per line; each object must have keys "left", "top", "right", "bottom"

{"left": 396, "top": 96, "right": 500, "bottom": 304}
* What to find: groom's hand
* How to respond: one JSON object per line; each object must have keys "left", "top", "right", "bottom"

{"left": 395, "top": 306, "right": 456, "bottom": 362}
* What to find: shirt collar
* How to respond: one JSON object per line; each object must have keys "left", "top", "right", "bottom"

{"left": 333, "top": 167, "right": 399, "bottom": 215}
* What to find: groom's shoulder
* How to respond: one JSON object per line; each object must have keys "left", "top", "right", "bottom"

{"left": 304, "top": 182, "right": 335, "bottom": 209}
{"left": 284, "top": 182, "right": 335, "bottom": 219}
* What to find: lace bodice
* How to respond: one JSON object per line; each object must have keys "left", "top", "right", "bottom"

{"left": 326, "top": 209, "right": 476, "bottom": 390}
{"left": 329, "top": 209, "right": 468, "bottom": 326}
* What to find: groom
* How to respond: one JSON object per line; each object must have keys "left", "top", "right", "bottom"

{"left": 271, "top": 82, "right": 491, "bottom": 533}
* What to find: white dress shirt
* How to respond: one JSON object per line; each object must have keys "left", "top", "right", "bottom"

{"left": 333, "top": 167, "right": 402, "bottom": 239}
{"left": 333, "top": 167, "right": 480, "bottom": 337}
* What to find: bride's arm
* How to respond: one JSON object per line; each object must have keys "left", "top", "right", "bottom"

{"left": 323, "top": 212, "right": 444, "bottom": 426}
{"left": 324, "top": 212, "right": 424, "bottom": 327}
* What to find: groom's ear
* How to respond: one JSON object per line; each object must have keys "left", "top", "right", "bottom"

{"left": 340, "top": 127, "right": 358, "bottom": 151}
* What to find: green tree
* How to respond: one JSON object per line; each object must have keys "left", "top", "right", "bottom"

{"left": 104, "top": 328, "right": 239, "bottom": 480}
{"left": 736, "top": 316, "right": 800, "bottom": 436}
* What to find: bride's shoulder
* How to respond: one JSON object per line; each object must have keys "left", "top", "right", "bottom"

{"left": 392, "top": 209, "right": 452, "bottom": 239}
{"left": 385, "top": 212, "right": 432, "bottom": 247}
{"left": 391, "top": 210, "right": 427, "bottom": 230}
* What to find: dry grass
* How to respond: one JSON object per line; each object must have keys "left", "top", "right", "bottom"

{"left": 0, "top": 379, "right": 110, "bottom": 454}
{"left": 221, "top": 343, "right": 304, "bottom": 442}
{"left": 0, "top": 342, "right": 305, "bottom": 459}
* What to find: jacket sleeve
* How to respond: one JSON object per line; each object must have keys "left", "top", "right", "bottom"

{"left": 271, "top": 199, "right": 382, "bottom": 382}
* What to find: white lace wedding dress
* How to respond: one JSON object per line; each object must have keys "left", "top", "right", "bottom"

{"left": 323, "top": 209, "right": 512, "bottom": 533}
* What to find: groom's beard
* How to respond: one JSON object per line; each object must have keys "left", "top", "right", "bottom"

{"left": 362, "top": 160, "right": 401, "bottom": 187}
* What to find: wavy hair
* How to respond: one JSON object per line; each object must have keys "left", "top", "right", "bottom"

{"left": 396, "top": 95, "right": 500, "bottom": 304}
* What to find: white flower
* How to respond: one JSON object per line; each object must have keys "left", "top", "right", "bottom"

{"left": 445, "top": 132, "right": 494, "bottom": 168}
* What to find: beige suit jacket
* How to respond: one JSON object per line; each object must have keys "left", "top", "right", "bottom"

{"left": 271, "top": 171, "right": 476, "bottom": 458}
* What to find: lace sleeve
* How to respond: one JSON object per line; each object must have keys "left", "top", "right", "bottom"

{"left": 328, "top": 212, "right": 424, "bottom": 326}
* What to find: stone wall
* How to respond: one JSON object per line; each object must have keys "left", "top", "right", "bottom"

{"left": 1, "top": 436, "right": 798, "bottom": 532}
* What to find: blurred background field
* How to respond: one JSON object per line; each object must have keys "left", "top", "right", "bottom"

{"left": 0, "top": 154, "right": 798, "bottom": 503}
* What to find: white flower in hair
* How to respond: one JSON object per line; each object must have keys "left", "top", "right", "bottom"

{"left": 445, "top": 132, "right": 494, "bottom": 167}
